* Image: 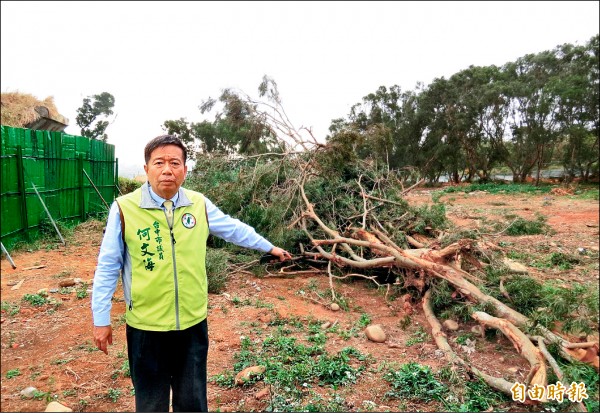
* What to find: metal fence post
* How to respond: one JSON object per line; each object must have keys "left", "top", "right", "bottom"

{"left": 78, "top": 153, "right": 85, "bottom": 220}
{"left": 16, "top": 145, "right": 29, "bottom": 240}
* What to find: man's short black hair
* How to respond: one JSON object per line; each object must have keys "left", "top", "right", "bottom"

{"left": 144, "top": 135, "right": 188, "bottom": 165}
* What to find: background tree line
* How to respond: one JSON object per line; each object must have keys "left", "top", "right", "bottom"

{"left": 163, "top": 35, "right": 598, "bottom": 185}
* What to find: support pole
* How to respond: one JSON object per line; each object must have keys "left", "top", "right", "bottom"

{"left": 16, "top": 146, "right": 30, "bottom": 241}
{"left": 29, "top": 180, "right": 66, "bottom": 245}
{"left": 1, "top": 242, "right": 17, "bottom": 269}
{"left": 82, "top": 169, "right": 110, "bottom": 210}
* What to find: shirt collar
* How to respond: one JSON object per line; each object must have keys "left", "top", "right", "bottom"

{"left": 146, "top": 182, "right": 179, "bottom": 206}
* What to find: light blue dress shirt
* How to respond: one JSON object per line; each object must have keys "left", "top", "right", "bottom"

{"left": 91, "top": 183, "right": 274, "bottom": 326}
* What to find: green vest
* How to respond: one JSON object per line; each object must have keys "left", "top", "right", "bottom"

{"left": 117, "top": 186, "right": 209, "bottom": 331}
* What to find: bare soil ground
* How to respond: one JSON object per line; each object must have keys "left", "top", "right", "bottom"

{"left": 1, "top": 187, "right": 598, "bottom": 412}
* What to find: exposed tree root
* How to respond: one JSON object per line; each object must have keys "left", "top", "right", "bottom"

{"left": 422, "top": 290, "right": 515, "bottom": 396}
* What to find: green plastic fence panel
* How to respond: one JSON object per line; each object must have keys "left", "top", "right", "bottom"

{"left": 0, "top": 126, "right": 117, "bottom": 248}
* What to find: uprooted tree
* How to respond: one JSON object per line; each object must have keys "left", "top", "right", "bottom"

{"left": 182, "top": 76, "right": 598, "bottom": 409}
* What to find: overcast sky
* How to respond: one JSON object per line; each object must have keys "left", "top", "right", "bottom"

{"left": 2, "top": 1, "right": 599, "bottom": 176}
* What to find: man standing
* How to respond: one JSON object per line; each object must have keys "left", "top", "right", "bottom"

{"left": 91, "top": 135, "right": 290, "bottom": 412}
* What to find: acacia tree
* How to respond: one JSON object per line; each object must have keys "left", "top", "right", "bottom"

{"left": 75, "top": 92, "right": 115, "bottom": 142}
{"left": 553, "top": 36, "right": 599, "bottom": 181}
{"left": 163, "top": 82, "right": 287, "bottom": 160}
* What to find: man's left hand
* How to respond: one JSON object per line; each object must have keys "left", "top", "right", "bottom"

{"left": 269, "top": 247, "right": 292, "bottom": 262}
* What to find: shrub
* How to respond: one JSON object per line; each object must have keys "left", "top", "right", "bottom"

{"left": 118, "top": 176, "right": 142, "bottom": 195}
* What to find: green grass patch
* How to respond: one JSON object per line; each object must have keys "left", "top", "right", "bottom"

{"left": 212, "top": 330, "right": 372, "bottom": 411}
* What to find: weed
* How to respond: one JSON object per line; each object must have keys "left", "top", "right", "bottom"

{"left": 1, "top": 300, "right": 20, "bottom": 316}
{"left": 76, "top": 284, "right": 89, "bottom": 299}
{"left": 206, "top": 248, "right": 231, "bottom": 294}
{"left": 452, "top": 377, "right": 507, "bottom": 411}
{"left": 75, "top": 340, "right": 98, "bottom": 353}
{"left": 51, "top": 358, "right": 73, "bottom": 365}
{"left": 216, "top": 329, "right": 370, "bottom": 410}
{"left": 384, "top": 362, "right": 447, "bottom": 402}
{"left": 405, "top": 326, "right": 429, "bottom": 346}
{"left": 254, "top": 298, "right": 274, "bottom": 309}
{"left": 62, "top": 389, "right": 77, "bottom": 397}
{"left": 22, "top": 293, "right": 48, "bottom": 307}
{"left": 232, "top": 296, "right": 251, "bottom": 307}
{"left": 455, "top": 332, "right": 475, "bottom": 345}
{"left": 111, "top": 360, "right": 130, "bottom": 379}
{"left": 505, "top": 215, "right": 551, "bottom": 236}
{"left": 52, "top": 269, "right": 73, "bottom": 279}
{"left": 32, "top": 390, "right": 53, "bottom": 402}
{"left": 5, "top": 369, "right": 21, "bottom": 379}
{"left": 357, "top": 313, "right": 371, "bottom": 328}
{"left": 398, "top": 315, "right": 412, "bottom": 330}
{"left": 107, "top": 388, "right": 122, "bottom": 403}
{"left": 211, "top": 371, "right": 236, "bottom": 388}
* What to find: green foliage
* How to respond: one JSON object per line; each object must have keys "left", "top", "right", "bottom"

{"left": 357, "top": 313, "right": 371, "bottom": 328}
{"left": 453, "top": 378, "right": 508, "bottom": 412}
{"left": 75, "top": 92, "right": 115, "bottom": 142}
{"left": 572, "top": 186, "right": 599, "bottom": 201}
{"left": 22, "top": 293, "right": 49, "bottom": 307}
{"left": 505, "top": 215, "right": 551, "bottom": 236}
{"left": 106, "top": 388, "right": 122, "bottom": 403}
{"left": 503, "top": 276, "right": 598, "bottom": 334}
{"left": 205, "top": 248, "right": 231, "bottom": 294}
{"left": 1, "top": 300, "right": 20, "bottom": 316}
{"left": 384, "top": 363, "right": 447, "bottom": 402}
{"left": 558, "top": 360, "right": 600, "bottom": 413}
{"left": 214, "top": 329, "right": 371, "bottom": 410}
{"left": 405, "top": 326, "right": 430, "bottom": 346}
{"left": 76, "top": 285, "right": 89, "bottom": 300}
{"left": 118, "top": 176, "right": 142, "bottom": 195}
{"left": 111, "top": 360, "right": 130, "bottom": 379}
{"left": 5, "top": 369, "right": 21, "bottom": 379}
{"left": 441, "top": 182, "right": 552, "bottom": 195}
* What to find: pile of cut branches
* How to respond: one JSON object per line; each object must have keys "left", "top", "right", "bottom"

{"left": 186, "top": 78, "right": 599, "bottom": 409}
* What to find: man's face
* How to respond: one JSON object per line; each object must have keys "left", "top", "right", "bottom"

{"left": 144, "top": 144, "right": 188, "bottom": 199}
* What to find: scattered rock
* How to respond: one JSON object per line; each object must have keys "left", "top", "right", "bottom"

{"left": 6, "top": 280, "right": 19, "bottom": 286}
{"left": 329, "top": 303, "right": 340, "bottom": 311}
{"left": 508, "top": 367, "right": 519, "bottom": 374}
{"left": 503, "top": 258, "right": 529, "bottom": 274}
{"left": 499, "top": 357, "right": 505, "bottom": 363}
{"left": 442, "top": 319, "right": 459, "bottom": 331}
{"left": 45, "top": 401, "right": 72, "bottom": 412}
{"left": 37, "top": 288, "right": 49, "bottom": 297}
{"left": 20, "top": 386, "right": 37, "bottom": 398}
{"left": 10, "top": 280, "right": 24, "bottom": 290}
{"left": 577, "top": 247, "right": 587, "bottom": 255}
{"left": 254, "top": 387, "right": 270, "bottom": 400}
{"left": 364, "top": 324, "right": 386, "bottom": 343}
{"left": 471, "top": 325, "right": 484, "bottom": 337}
{"left": 58, "top": 279, "right": 76, "bottom": 288}
{"left": 73, "top": 278, "right": 84, "bottom": 284}
{"left": 235, "top": 365, "right": 266, "bottom": 385}
{"left": 321, "top": 321, "right": 331, "bottom": 329}
{"left": 49, "top": 288, "right": 59, "bottom": 293}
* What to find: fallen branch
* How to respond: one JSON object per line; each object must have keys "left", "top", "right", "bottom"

{"left": 472, "top": 311, "right": 548, "bottom": 401}
{"left": 422, "top": 289, "right": 515, "bottom": 395}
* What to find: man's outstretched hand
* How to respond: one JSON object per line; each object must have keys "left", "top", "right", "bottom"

{"left": 269, "top": 247, "right": 292, "bottom": 262}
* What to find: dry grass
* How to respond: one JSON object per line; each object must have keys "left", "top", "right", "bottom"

{"left": 0, "top": 91, "right": 67, "bottom": 127}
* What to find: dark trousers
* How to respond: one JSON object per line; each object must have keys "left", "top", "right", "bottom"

{"left": 126, "top": 320, "right": 209, "bottom": 412}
